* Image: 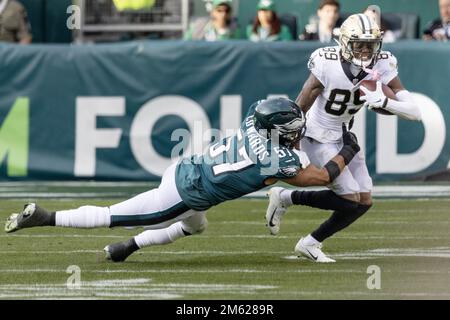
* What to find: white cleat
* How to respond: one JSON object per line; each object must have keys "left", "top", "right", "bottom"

{"left": 5, "top": 203, "right": 52, "bottom": 233}
{"left": 5, "top": 213, "right": 19, "bottom": 233}
{"left": 295, "top": 237, "right": 336, "bottom": 263}
{"left": 265, "top": 187, "right": 288, "bottom": 235}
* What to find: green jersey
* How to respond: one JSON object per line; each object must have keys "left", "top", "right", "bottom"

{"left": 175, "top": 108, "right": 310, "bottom": 211}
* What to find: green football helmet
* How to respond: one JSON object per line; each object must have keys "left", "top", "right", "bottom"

{"left": 253, "top": 98, "right": 306, "bottom": 148}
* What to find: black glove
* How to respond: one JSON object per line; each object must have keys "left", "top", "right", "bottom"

{"left": 339, "top": 123, "right": 360, "bottom": 165}
{"left": 342, "top": 123, "right": 360, "bottom": 152}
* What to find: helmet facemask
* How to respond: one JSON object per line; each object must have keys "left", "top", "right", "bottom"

{"left": 345, "top": 38, "right": 382, "bottom": 68}
{"left": 273, "top": 117, "right": 307, "bottom": 148}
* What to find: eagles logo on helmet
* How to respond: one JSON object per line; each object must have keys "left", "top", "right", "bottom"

{"left": 253, "top": 98, "right": 306, "bottom": 148}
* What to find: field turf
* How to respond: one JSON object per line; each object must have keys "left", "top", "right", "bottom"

{"left": 1, "top": 198, "right": 450, "bottom": 299}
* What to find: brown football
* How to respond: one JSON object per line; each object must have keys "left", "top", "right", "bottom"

{"left": 359, "top": 80, "right": 396, "bottom": 115}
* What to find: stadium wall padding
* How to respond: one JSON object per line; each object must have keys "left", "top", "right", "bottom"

{"left": 0, "top": 40, "right": 449, "bottom": 182}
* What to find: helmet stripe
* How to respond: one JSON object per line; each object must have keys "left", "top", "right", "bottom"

{"left": 358, "top": 14, "right": 371, "bottom": 34}
{"left": 364, "top": 14, "right": 373, "bottom": 32}
{"left": 357, "top": 14, "right": 366, "bottom": 33}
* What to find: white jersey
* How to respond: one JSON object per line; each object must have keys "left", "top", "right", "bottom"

{"left": 305, "top": 46, "right": 398, "bottom": 143}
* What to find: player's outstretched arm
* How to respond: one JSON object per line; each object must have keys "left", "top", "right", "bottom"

{"left": 283, "top": 124, "right": 360, "bottom": 187}
{"left": 386, "top": 77, "right": 422, "bottom": 121}
{"left": 361, "top": 77, "right": 422, "bottom": 121}
{"left": 295, "top": 73, "right": 324, "bottom": 113}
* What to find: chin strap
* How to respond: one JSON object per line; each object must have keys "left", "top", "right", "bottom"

{"left": 352, "top": 57, "right": 374, "bottom": 68}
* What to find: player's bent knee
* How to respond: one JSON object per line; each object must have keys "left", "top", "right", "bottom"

{"left": 342, "top": 199, "right": 360, "bottom": 212}
{"left": 359, "top": 193, "right": 373, "bottom": 206}
{"left": 195, "top": 219, "right": 208, "bottom": 234}
{"left": 181, "top": 214, "right": 208, "bottom": 235}
{"left": 360, "top": 199, "right": 373, "bottom": 206}
{"left": 340, "top": 193, "right": 360, "bottom": 203}
{"left": 183, "top": 220, "right": 208, "bottom": 235}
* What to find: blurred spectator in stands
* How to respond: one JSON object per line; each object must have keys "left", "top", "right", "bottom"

{"left": 184, "top": 0, "right": 240, "bottom": 41}
{"left": 363, "top": 4, "right": 399, "bottom": 43}
{"left": 0, "top": 0, "right": 32, "bottom": 44}
{"left": 246, "top": 0, "right": 292, "bottom": 42}
{"left": 423, "top": 0, "right": 450, "bottom": 41}
{"left": 113, "top": 0, "right": 156, "bottom": 11}
{"left": 300, "top": 0, "right": 341, "bottom": 42}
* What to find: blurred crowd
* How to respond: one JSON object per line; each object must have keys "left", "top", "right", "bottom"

{"left": 0, "top": 0, "right": 32, "bottom": 44}
{"left": 1, "top": 0, "right": 449, "bottom": 44}
{"left": 183, "top": 0, "right": 450, "bottom": 43}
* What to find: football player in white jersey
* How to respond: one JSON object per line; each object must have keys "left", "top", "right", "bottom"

{"left": 266, "top": 14, "right": 422, "bottom": 263}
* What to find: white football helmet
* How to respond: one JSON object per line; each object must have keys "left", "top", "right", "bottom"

{"left": 339, "top": 13, "right": 383, "bottom": 68}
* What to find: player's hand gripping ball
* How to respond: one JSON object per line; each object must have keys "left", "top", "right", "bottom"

{"left": 359, "top": 80, "right": 396, "bottom": 115}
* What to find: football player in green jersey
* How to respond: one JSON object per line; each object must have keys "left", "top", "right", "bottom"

{"left": 5, "top": 98, "right": 360, "bottom": 262}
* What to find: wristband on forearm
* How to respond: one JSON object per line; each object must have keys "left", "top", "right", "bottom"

{"left": 324, "top": 160, "right": 340, "bottom": 182}
{"left": 339, "top": 145, "right": 358, "bottom": 165}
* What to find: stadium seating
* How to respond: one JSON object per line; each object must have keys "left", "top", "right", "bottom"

{"left": 279, "top": 13, "right": 298, "bottom": 40}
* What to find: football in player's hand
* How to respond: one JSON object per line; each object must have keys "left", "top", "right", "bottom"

{"left": 359, "top": 80, "right": 396, "bottom": 115}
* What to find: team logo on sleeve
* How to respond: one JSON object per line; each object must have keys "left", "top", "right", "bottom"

{"left": 389, "top": 62, "right": 397, "bottom": 71}
{"left": 279, "top": 166, "right": 300, "bottom": 177}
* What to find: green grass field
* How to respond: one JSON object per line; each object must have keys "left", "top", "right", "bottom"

{"left": 1, "top": 198, "right": 450, "bottom": 300}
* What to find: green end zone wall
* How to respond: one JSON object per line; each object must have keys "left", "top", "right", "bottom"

{"left": 0, "top": 40, "right": 449, "bottom": 181}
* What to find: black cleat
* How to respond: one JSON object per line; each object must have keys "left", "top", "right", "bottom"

{"left": 104, "top": 238, "right": 139, "bottom": 262}
{"left": 5, "top": 203, "right": 53, "bottom": 233}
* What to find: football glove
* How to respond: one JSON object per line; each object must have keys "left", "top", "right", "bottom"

{"left": 342, "top": 123, "right": 359, "bottom": 151}
{"left": 360, "top": 81, "right": 388, "bottom": 110}
{"left": 339, "top": 123, "right": 360, "bottom": 165}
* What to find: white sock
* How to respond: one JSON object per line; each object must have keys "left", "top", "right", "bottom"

{"left": 55, "top": 206, "right": 111, "bottom": 228}
{"left": 280, "top": 189, "right": 294, "bottom": 207}
{"left": 134, "top": 222, "right": 186, "bottom": 248}
{"left": 303, "top": 234, "right": 320, "bottom": 246}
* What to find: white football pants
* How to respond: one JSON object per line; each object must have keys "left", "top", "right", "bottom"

{"left": 55, "top": 163, "right": 208, "bottom": 246}
{"left": 301, "top": 137, "right": 373, "bottom": 195}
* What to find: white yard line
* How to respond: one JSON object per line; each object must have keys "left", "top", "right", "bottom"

{"left": 334, "top": 247, "right": 450, "bottom": 259}
{"left": 2, "top": 247, "right": 450, "bottom": 258}
{"left": 0, "top": 182, "right": 152, "bottom": 187}
{"left": 0, "top": 281, "right": 278, "bottom": 300}
{"left": 0, "top": 193, "right": 127, "bottom": 198}
{"left": 1, "top": 285, "right": 449, "bottom": 299}
{"left": 1, "top": 234, "right": 448, "bottom": 240}
{"left": 0, "top": 234, "right": 126, "bottom": 239}
{"left": 0, "top": 250, "right": 291, "bottom": 255}
{"left": 0, "top": 268, "right": 364, "bottom": 274}
{"left": 266, "top": 290, "right": 450, "bottom": 297}
{"left": 1, "top": 184, "right": 450, "bottom": 198}
{"left": 248, "top": 186, "right": 450, "bottom": 198}
{"left": 2, "top": 267, "right": 450, "bottom": 275}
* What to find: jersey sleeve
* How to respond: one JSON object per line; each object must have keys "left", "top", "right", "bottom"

{"left": 378, "top": 51, "right": 398, "bottom": 85}
{"left": 274, "top": 149, "right": 310, "bottom": 179}
{"left": 307, "top": 48, "right": 327, "bottom": 86}
{"left": 293, "top": 149, "right": 310, "bottom": 169}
